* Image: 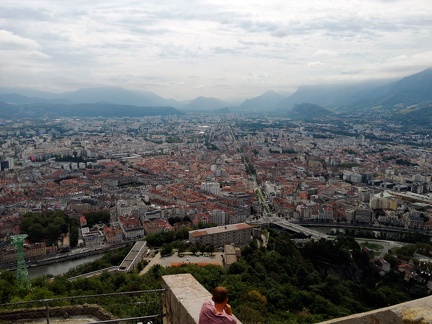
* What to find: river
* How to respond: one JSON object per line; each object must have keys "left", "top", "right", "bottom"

{"left": 28, "top": 254, "right": 104, "bottom": 278}
{"left": 306, "top": 225, "right": 402, "bottom": 239}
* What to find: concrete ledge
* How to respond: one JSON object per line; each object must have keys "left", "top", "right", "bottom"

{"left": 318, "top": 295, "right": 432, "bottom": 324}
{"left": 162, "top": 273, "right": 212, "bottom": 324}
{"left": 162, "top": 273, "right": 241, "bottom": 324}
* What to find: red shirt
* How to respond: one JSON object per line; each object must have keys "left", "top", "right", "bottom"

{"left": 198, "top": 300, "right": 237, "bottom": 324}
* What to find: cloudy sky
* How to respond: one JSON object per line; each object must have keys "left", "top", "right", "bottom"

{"left": 1, "top": 0, "right": 432, "bottom": 100}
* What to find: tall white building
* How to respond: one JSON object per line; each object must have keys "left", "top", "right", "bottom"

{"left": 200, "top": 182, "right": 221, "bottom": 196}
{"left": 209, "top": 210, "right": 226, "bottom": 225}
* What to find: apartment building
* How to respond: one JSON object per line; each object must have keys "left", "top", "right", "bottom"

{"left": 118, "top": 214, "right": 144, "bottom": 240}
{"left": 81, "top": 227, "right": 105, "bottom": 247}
{"left": 143, "top": 219, "right": 174, "bottom": 235}
{"left": 200, "top": 181, "right": 221, "bottom": 196}
{"left": 188, "top": 223, "right": 252, "bottom": 247}
{"left": 103, "top": 227, "right": 124, "bottom": 244}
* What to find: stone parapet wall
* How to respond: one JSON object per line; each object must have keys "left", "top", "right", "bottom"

{"left": 318, "top": 295, "right": 432, "bottom": 324}
{"left": 162, "top": 273, "right": 242, "bottom": 324}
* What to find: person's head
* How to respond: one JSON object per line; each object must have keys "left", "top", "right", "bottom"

{"left": 212, "top": 286, "right": 229, "bottom": 304}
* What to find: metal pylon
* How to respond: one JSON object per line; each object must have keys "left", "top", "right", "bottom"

{"left": 11, "top": 234, "right": 31, "bottom": 289}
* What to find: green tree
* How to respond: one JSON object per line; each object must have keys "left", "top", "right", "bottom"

{"left": 168, "top": 216, "right": 181, "bottom": 226}
{"left": 190, "top": 245, "right": 198, "bottom": 255}
{"left": 395, "top": 244, "right": 417, "bottom": 258}
{"left": 206, "top": 244, "right": 215, "bottom": 256}
{"left": 84, "top": 210, "right": 111, "bottom": 227}
{"left": 145, "top": 231, "right": 176, "bottom": 247}
{"left": 228, "top": 262, "right": 246, "bottom": 275}
{"left": 24, "top": 287, "right": 56, "bottom": 302}
{"left": 183, "top": 215, "right": 191, "bottom": 223}
{"left": 0, "top": 271, "right": 17, "bottom": 303}
{"left": 236, "top": 304, "right": 265, "bottom": 324}
{"left": 69, "top": 219, "right": 79, "bottom": 247}
{"left": 175, "top": 226, "right": 191, "bottom": 240}
{"left": 161, "top": 244, "right": 173, "bottom": 256}
{"left": 50, "top": 276, "right": 72, "bottom": 296}
{"left": 384, "top": 253, "right": 401, "bottom": 269}
{"left": 27, "top": 223, "right": 46, "bottom": 242}
{"left": 177, "top": 242, "right": 187, "bottom": 255}
{"left": 46, "top": 223, "right": 61, "bottom": 244}
{"left": 199, "top": 245, "right": 206, "bottom": 255}
{"left": 20, "top": 211, "right": 72, "bottom": 244}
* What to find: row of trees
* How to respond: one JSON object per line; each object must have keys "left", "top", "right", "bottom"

{"left": 167, "top": 215, "right": 191, "bottom": 226}
{"left": 160, "top": 241, "right": 216, "bottom": 257}
{"left": 83, "top": 210, "right": 111, "bottom": 227}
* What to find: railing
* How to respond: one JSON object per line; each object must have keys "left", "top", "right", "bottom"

{"left": 0, "top": 289, "right": 165, "bottom": 324}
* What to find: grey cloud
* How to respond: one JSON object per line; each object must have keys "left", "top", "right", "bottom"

{"left": 271, "top": 30, "right": 289, "bottom": 38}
{"left": 109, "top": 1, "right": 231, "bottom": 26}
{"left": 0, "top": 30, "right": 40, "bottom": 50}
{"left": 123, "top": 26, "right": 171, "bottom": 36}
{"left": 225, "top": 13, "right": 432, "bottom": 40}
{"left": 238, "top": 40, "right": 271, "bottom": 47}
{"left": 213, "top": 47, "right": 242, "bottom": 56}
{"left": 0, "top": 6, "right": 50, "bottom": 20}
{"left": 340, "top": 69, "right": 364, "bottom": 75}
{"left": 236, "top": 20, "right": 279, "bottom": 33}
{"left": 0, "top": 0, "right": 431, "bottom": 99}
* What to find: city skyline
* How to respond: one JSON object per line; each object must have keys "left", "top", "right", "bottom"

{"left": 1, "top": 0, "right": 432, "bottom": 100}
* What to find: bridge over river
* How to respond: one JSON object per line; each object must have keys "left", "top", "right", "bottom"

{"left": 248, "top": 217, "right": 432, "bottom": 241}
{"left": 249, "top": 217, "right": 328, "bottom": 240}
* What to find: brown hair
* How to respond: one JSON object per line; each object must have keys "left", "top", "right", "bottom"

{"left": 212, "top": 286, "right": 229, "bottom": 304}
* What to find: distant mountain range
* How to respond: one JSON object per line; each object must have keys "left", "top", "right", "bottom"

{"left": 0, "top": 101, "right": 182, "bottom": 118}
{"left": 0, "top": 86, "right": 180, "bottom": 107}
{"left": 276, "top": 68, "right": 432, "bottom": 113}
{"left": 1, "top": 68, "right": 431, "bottom": 119}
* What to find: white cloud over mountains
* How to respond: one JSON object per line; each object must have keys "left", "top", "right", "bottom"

{"left": 0, "top": 0, "right": 431, "bottom": 100}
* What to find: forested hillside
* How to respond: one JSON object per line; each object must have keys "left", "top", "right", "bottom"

{"left": 1, "top": 229, "right": 429, "bottom": 323}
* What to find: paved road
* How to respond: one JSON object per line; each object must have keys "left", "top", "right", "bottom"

{"left": 355, "top": 239, "right": 403, "bottom": 258}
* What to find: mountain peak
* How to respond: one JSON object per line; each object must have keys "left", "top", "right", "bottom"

{"left": 183, "top": 96, "right": 230, "bottom": 111}
{"left": 287, "top": 102, "right": 332, "bottom": 120}
{"left": 262, "top": 89, "right": 280, "bottom": 95}
{"left": 238, "top": 90, "right": 285, "bottom": 112}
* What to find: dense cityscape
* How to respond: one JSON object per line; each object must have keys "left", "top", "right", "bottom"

{"left": 1, "top": 113, "right": 432, "bottom": 265}
{"left": 1, "top": 112, "right": 432, "bottom": 323}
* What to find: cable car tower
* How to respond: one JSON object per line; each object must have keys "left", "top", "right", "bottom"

{"left": 11, "top": 234, "right": 31, "bottom": 289}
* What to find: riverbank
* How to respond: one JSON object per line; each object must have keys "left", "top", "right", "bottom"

{"left": 1, "top": 242, "right": 129, "bottom": 272}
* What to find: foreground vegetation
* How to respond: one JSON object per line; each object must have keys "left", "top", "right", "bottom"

{"left": 1, "top": 230, "right": 430, "bottom": 323}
